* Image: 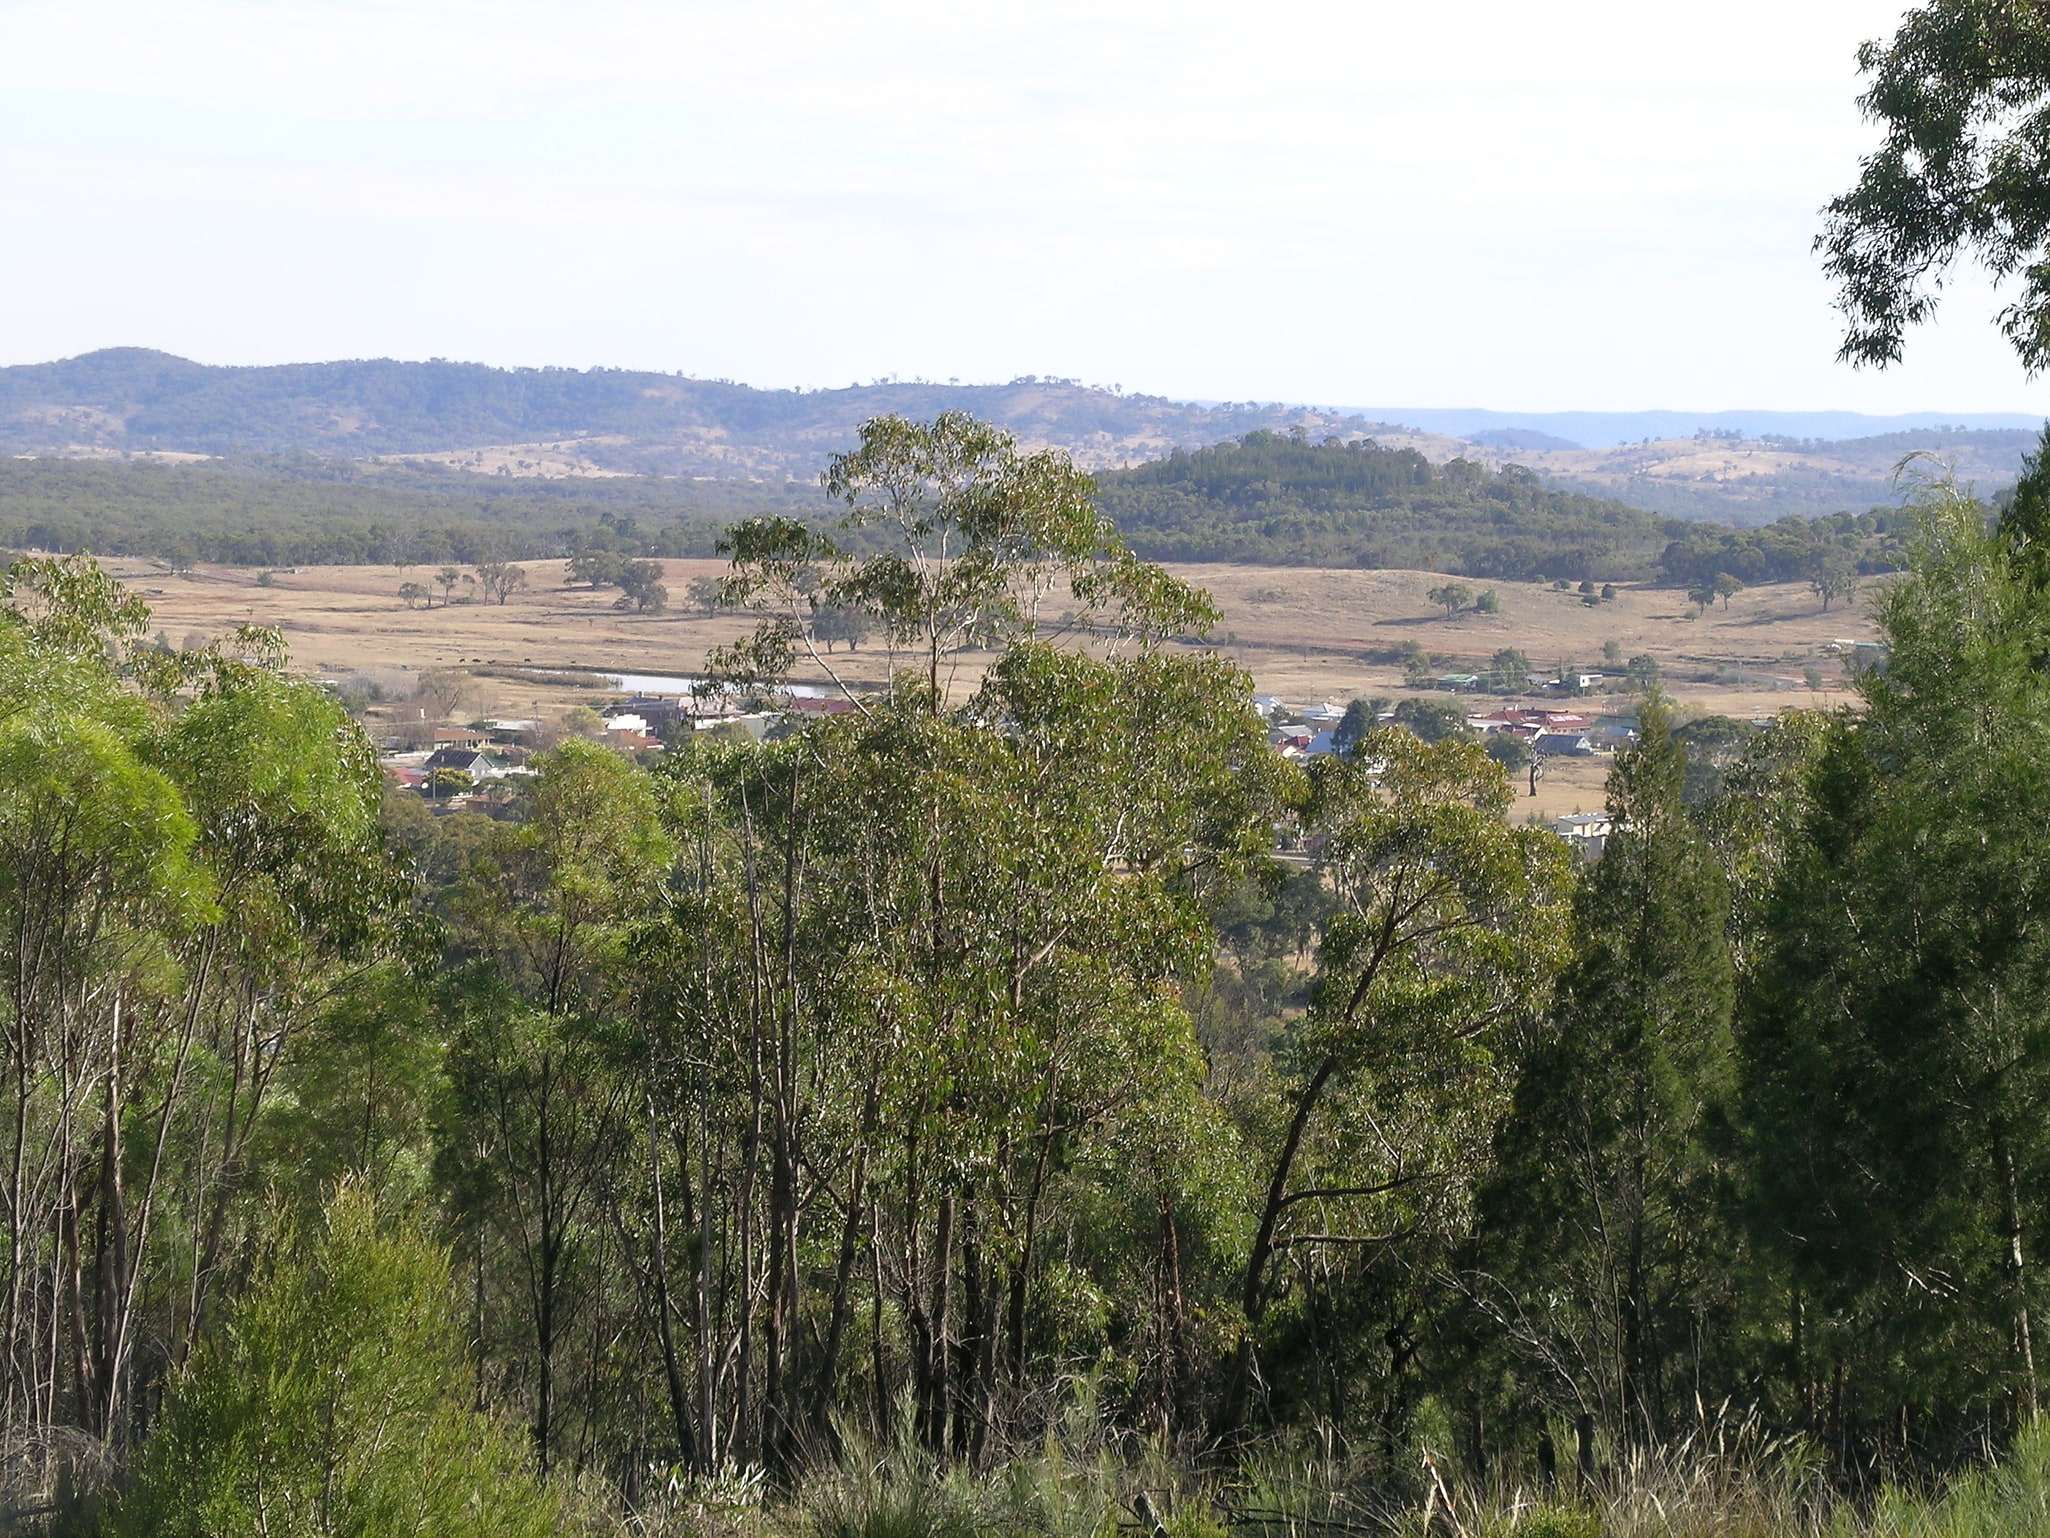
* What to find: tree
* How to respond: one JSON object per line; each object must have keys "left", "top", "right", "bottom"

{"left": 1475, "top": 588, "right": 1501, "bottom": 614}
{"left": 476, "top": 559, "right": 529, "bottom": 605}
{"left": 1820, "top": 0, "right": 2050, "bottom": 370}
{"left": 1714, "top": 572, "right": 1744, "bottom": 608}
{"left": 718, "top": 413, "right": 1213, "bottom": 710}
{"left": 109, "top": 1187, "right": 555, "bottom": 1538}
{"left": 435, "top": 566, "right": 463, "bottom": 606}
{"left": 1428, "top": 583, "right": 1474, "bottom": 619}
{"left": 810, "top": 604, "right": 873, "bottom": 653}
{"left": 1490, "top": 647, "right": 1531, "bottom": 692}
{"left": 614, "top": 559, "right": 668, "bottom": 613}
{"left": 397, "top": 581, "right": 429, "bottom": 609}
{"left": 1742, "top": 478, "right": 2050, "bottom": 1434}
{"left": 687, "top": 575, "right": 726, "bottom": 615}
{"left": 1392, "top": 695, "right": 1472, "bottom": 743}
{"left": 442, "top": 741, "right": 674, "bottom": 1471}
{"left": 1688, "top": 584, "right": 1717, "bottom": 613}
{"left": 1484, "top": 731, "right": 1531, "bottom": 771}
{"left": 1809, "top": 547, "right": 1858, "bottom": 611}
{"left": 1627, "top": 653, "right": 1662, "bottom": 692}
{"left": 1219, "top": 729, "right": 1574, "bottom": 1432}
{"left": 567, "top": 551, "right": 627, "bottom": 589}
{"left": 413, "top": 668, "right": 473, "bottom": 721}
{"left": 1332, "top": 697, "right": 1387, "bottom": 757}
{"left": 1485, "top": 696, "right": 1738, "bottom": 1438}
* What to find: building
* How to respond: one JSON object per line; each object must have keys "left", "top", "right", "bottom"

{"left": 1553, "top": 812, "right": 1613, "bottom": 858}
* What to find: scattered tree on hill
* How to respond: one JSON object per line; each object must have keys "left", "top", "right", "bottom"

{"left": 1428, "top": 582, "right": 1475, "bottom": 619}
{"left": 1810, "top": 547, "right": 1858, "bottom": 611}
{"left": 476, "top": 558, "right": 529, "bottom": 605}
{"left": 567, "top": 551, "right": 627, "bottom": 588}
{"left": 398, "top": 581, "right": 428, "bottom": 609}
{"left": 1714, "top": 572, "right": 1744, "bottom": 608}
{"left": 810, "top": 604, "right": 873, "bottom": 653}
{"left": 687, "top": 575, "right": 726, "bottom": 614}
{"left": 614, "top": 559, "right": 668, "bottom": 613}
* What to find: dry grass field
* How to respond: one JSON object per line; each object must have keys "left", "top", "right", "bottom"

{"left": 104, "top": 556, "right": 1883, "bottom": 822}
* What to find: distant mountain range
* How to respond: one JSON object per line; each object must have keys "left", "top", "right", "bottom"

{"left": 1344, "top": 406, "right": 2046, "bottom": 450}
{"left": 2, "top": 350, "right": 2042, "bottom": 527}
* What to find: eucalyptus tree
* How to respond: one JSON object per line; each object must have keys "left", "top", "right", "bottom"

{"left": 439, "top": 739, "right": 674, "bottom": 1473}
{"left": 1820, "top": 0, "right": 2050, "bottom": 370}
{"left": 715, "top": 411, "right": 1213, "bottom": 708}
{"left": 1219, "top": 729, "right": 1574, "bottom": 1438}
{"left": 0, "top": 556, "right": 400, "bottom": 1454}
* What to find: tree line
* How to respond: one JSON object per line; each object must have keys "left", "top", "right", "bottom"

{"left": 6, "top": 411, "right": 2050, "bottom": 1529}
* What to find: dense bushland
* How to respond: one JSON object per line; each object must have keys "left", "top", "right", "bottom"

{"left": 5, "top": 410, "right": 2050, "bottom": 1535}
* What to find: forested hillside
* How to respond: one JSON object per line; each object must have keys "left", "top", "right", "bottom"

{"left": 8, "top": 410, "right": 2050, "bottom": 1534}
{"left": 0, "top": 347, "right": 1383, "bottom": 473}
{"left": 0, "top": 453, "right": 783, "bottom": 565}
{"left": 0, "top": 428, "right": 1924, "bottom": 588}
{"left": 1095, "top": 431, "right": 1693, "bottom": 578}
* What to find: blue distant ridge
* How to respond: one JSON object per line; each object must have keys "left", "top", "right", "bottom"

{"left": 1341, "top": 408, "right": 2047, "bottom": 450}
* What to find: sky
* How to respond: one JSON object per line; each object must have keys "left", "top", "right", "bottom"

{"left": 0, "top": 0, "right": 2039, "bottom": 413}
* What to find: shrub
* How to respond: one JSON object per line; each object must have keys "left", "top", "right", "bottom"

{"left": 108, "top": 1186, "right": 554, "bottom": 1538}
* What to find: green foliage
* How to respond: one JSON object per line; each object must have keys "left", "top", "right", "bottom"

{"left": 109, "top": 1186, "right": 555, "bottom": 1538}
{"left": 1093, "top": 433, "right": 1684, "bottom": 579}
{"left": 0, "top": 454, "right": 746, "bottom": 567}
{"left": 1486, "top": 696, "right": 1739, "bottom": 1433}
{"left": 718, "top": 413, "right": 1216, "bottom": 705}
{"left": 1659, "top": 509, "right": 1906, "bottom": 590}
{"left": 1332, "top": 697, "right": 1384, "bottom": 757}
{"left": 1393, "top": 695, "right": 1473, "bottom": 742}
{"left": 1485, "top": 731, "right": 1531, "bottom": 770}
{"left": 1742, "top": 477, "right": 2050, "bottom": 1431}
{"left": 1820, "top": 1, "right": 2050, "bottom": 370}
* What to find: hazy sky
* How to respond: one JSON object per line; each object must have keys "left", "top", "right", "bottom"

{"left": 1, "top": 0, "right": 2037, "bottom": 412}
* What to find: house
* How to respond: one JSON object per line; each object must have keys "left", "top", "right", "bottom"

{"left": 432, "top": 727, "right": 489, "bottom": 750}
{"left": 1553, "top": 813, "right": 1613, "bottom": 858}
{"left": 1435, "top": 673, "right": 1481, "bottom": 691}
{"left": 421, "top": 748, "right": 500, "bottom": 784}
{"left": 1534, "top": 732, "right": 1594, "bottom": 757}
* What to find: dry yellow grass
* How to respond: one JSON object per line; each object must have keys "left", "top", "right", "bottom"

{"left": 106, "top": 556, "right": 1880, "bottom": 820}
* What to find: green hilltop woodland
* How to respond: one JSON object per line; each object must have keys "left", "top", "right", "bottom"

{"left": 1091, "top": 430, "right": 1915, "bottom": 581}
{"left": 15, "top": 408, "right": 2050, "bottom": 1534}
{"left": 0, "top": 430, "right": 1916, "bottom": 586}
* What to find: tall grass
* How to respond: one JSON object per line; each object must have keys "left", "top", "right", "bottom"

{"left": 578, "top": 1413, "right": 2050, "bottom": 1538}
